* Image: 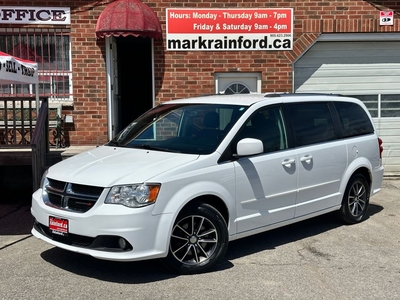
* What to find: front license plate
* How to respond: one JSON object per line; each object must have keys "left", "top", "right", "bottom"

{"left": 49, "top": 216, "right": 69, "bottom": 237}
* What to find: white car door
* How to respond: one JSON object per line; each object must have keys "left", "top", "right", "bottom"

{"left": 233, "top": 106, "right": 298, "bottom": 233}
{"left": 295, "top": 142, "right": 347, "bottom": 217}
{"left": 287, "top": 102, "right": 347, "bottom": 217}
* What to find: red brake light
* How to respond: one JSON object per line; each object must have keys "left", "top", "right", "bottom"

{"left": 378, "top": 138, "right": 383, "bottom": 159}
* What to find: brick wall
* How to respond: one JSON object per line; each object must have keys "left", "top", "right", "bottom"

{"left": 2, "top": 0, "right": 398, "bottom": 145}
{"left": 68, "top": 2, "right": 108, "bottom": 145}
{"left": 153, "top": 0, "right": 400, "bottom": 103}
{"left": 0, "top": 0, "right": 109, "bottom": 145}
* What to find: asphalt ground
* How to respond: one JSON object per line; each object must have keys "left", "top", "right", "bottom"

{"left": 0, "top": 179, "right": 399, "bottom": 300}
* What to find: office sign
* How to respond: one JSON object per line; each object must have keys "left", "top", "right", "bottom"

{"left": 0, "top": 6, "right": 70, "bottom": 25}
{"left": 166, "top": 8, "right": 293, "bottom": 51}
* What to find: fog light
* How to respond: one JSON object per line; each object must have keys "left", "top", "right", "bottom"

{"left": 118, "top": 237, "right": 127, "bottom": 250}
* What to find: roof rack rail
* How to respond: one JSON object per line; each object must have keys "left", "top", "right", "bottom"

{"left": 264, "top": 92, "right": 344, "bottom": 98}
{"left": 263, "top": 93, "right": 284, "bottom": 97}
{"left": 197, "top": 94, "right": 216, "bottom": 97}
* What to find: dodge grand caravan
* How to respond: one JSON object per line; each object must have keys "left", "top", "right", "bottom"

{"left": 31, "top": 93, "right": 384, "bottom": 274}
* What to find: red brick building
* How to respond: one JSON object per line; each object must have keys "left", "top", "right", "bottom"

{"left": 0, "top": 1, "right": 399, "bottom": 173}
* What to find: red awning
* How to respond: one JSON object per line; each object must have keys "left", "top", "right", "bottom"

{"left": 95, "top": 0, "right": 162, "bottom": 39}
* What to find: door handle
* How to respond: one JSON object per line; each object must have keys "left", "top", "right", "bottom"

{"left": 300, "top": 155, "right": 313, "bottom": 164}
{"left": 282, "top": 158, "right": 295, "bottom": 168}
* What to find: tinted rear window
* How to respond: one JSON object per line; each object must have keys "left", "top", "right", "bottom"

{"left": 288, "top": 102, "right": 336, "bottom": 147}
{"left": 334, "top": 102, "right": 374, "bottom": 137}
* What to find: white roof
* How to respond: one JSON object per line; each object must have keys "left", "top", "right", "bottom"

{"left": 163, "top": 93, "right": 362, "bottom": 106}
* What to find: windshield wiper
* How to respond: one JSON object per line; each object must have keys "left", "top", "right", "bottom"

{"left": 136, "top": 144, "right": 181, "bottom": 153}
{"left": 107, "top": 140, "right": 120, "bottom": 147}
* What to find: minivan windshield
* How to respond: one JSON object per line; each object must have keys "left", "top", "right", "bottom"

{"left": 108, "top": 103, "right": 248, "bottom": 154}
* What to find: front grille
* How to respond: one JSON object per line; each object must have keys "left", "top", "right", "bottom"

{"left": 67, "top": 197, "right": 96, "bottom": 212}
{"left": 70, "top": 183, "right": 103, "bottom": 196}
{"left": 48, "top": 193, "right": 63, "bottom": 207}
{"left": 48, "top": 178, "right": 66, "bottom": 191}
{"left": 44, "top": 179, "right": 104, "bottom": 213}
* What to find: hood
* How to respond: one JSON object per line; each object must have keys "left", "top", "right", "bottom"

{"left": 47, "top": 146, "right": 199, "bottom": 187}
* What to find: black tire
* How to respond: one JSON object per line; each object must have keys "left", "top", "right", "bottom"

{"left": 162, "top": 202, "right": 228, "bottom": 275}
{"left": 339, "top": 174, "right": 370, "bottom": 224}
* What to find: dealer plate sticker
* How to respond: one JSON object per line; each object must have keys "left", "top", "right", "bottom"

{"left": 49, "top": 216, "right": 68, "bottom": 236}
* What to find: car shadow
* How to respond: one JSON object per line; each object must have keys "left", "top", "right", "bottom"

{"left": 40, "top": 248, "right": 176, "bottom": 282}
{"left": 38, "top": 203, "right": 383, "bottom": 282}
{"left": 221, "top": 204, "right": 383, "bottom": 263}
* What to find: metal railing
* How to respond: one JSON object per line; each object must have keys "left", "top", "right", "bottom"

{"left": 0, "top": 97, "right": 67, "bottom": 190}
{"left": 0, "top": 97, "right": 38, "bottom": 147}
{"left": 31, "top": 98, "right": 49, "bottom": 191}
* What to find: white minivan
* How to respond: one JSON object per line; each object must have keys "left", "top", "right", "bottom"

{"left": 31, "top": 93, "right": 384, "bottom": 274}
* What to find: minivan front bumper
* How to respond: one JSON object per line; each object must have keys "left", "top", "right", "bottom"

{"left": 31, "top": 189, "right": 173, "bottom": 261}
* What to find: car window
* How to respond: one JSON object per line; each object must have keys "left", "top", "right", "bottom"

{"left": 334, "top": 102, "right": 374, "bottom": 137}
{"left": 234, "top": 106, "right": 288, "bottom": 153}
{"left": 109, "top": 104, "right": 248, "bottom": 155}
{"left": 288, "top": 102, "right": 336, "bottom": 147}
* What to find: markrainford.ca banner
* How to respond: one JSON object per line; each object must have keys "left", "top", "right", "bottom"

{"left": 166, "top": 8, "right": 293, "bottom": 51}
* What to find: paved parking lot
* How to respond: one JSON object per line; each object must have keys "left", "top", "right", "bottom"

{"left": 1, "top": 179, "right": 399, "bottom": 300}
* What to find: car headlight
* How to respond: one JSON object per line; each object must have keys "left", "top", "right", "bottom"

{"left": 40, "top": 169, "right": 49, "bottom": 190}
{"left": 105, "top": 184, "right": 160, "bottom": 208}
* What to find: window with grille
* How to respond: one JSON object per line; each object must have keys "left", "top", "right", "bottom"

{"left": 350, "top": 94, "right": 400, "bottom": 118}
{"left": 224, "top": 82, "right": 250, "bottom": 95}
{"left": 0, "top": 28, "right": 72, "bottom": 103}
{"left": 214, "top": 72, "right": 261, "bottom": 95}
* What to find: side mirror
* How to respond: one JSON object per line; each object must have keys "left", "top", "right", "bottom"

{"left": 236, "top": 138, "right": 263, "bottom": 157}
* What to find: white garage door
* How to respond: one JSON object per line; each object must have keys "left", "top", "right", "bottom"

{"left": 294, "top": 35, "right": 400, "bottom": 175}
{"left": 294, "top": 40, "right": 400, "bottom": 95}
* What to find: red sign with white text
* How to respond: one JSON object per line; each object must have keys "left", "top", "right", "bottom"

{"left": 166, "top": 8, "right": 293, "bottom": 51}
{"left": 49, "top": 216, "right": 69, "bottom": 236}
